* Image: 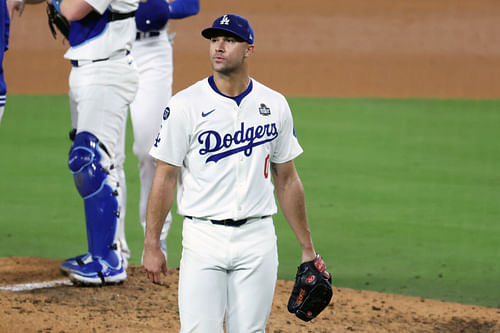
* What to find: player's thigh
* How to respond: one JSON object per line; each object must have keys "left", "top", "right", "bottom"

{"left": 70, "top": 59, "right": 138, "bottom": 152}
{"left": 226, "top": 221, "right": 278, "bottom": 333}
{"left": 178, "top": 220, "right": 228, "bottom": 333}
{"left": 114, "top": 112, "right": 128, "bottom": 169}
{"left": 129, "top": 87, "right": 169, "bottom": 158}
{"left": 130, "top": 44, "right": 173, "bottom": 157}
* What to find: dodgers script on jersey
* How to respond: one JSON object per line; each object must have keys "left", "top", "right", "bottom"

{"left": 149, "top": 77, "right": 303, "bottom": 221}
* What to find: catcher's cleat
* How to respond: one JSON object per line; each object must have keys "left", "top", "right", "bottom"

{"left": 60, "top": 253, "right": 92, "bottom": 276}
{"left": 61, "top": 252, "right": 129, "bottom": 276}
{"left": 68, "top": 258, "right": 127, "bottom": 286}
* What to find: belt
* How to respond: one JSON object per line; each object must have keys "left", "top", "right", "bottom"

{"left": 109, "top": 10, "right": 136, "bottom": 21}
{"left": 185, "top": 215, "right": 271, "bottom": 227}
{"left": 70, "top": 50, "right": 130, "bottom": 67}
{"left": 136, "top": 31, "right": 161, "bottom": 40}
{"left": 85, "top": 10, "right": 136, "bottom": 22}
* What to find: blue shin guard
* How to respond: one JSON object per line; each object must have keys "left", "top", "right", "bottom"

{"left": 67, "top": 131, "right": 125, "bottom": 284}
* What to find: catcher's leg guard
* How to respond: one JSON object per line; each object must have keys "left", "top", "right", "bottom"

{"left": 68, "top": 131, "right": 125, "bottom": 284}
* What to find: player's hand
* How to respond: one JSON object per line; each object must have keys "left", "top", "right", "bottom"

{"left": 143, "top": 246, "right": 168, "bottom": 285}
{"left": 7, "top": 0, "right": 25, "bottom": 18}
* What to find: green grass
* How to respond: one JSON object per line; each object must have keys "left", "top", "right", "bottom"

{"left": 0, "top": 95, "right": 499, "bottom": 308}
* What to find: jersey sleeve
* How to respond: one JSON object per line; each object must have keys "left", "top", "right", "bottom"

{"left": 168, "top": 0, "right": 200, "bottom": 19}
{"left": 85, "top": 0, "right": 111, "bottom": 14}
{"left": 270, "top": 96, "right": 303, "bottom": 164}
{"left": 149, "top": 95, "right": 192, "bottom": 166}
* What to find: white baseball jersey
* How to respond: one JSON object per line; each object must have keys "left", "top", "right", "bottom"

{"left": 149, "top": 77, "right": 303, "bottom": 220}
{"left": 64, "top": 0, "right": 138, "bottom": 60}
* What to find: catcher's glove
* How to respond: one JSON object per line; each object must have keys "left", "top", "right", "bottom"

{"left": 287, "top": 254, "right": 333, "bottom": 322}
{"left": 47, "top": 3, "right": 70, "bottom": 40}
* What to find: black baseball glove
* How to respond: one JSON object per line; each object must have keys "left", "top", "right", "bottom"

{"left": 47, "top": 3, "right": 70, "bottom": 40}
{"left": 287, "top": 254, "right": 333, "bottom": 321}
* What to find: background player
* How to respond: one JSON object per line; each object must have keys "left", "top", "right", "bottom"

{"left": 0, "top": 0, "right": 28, "bottom": 126}
{"left": 53, "top": 0, "right": 139, "bottom": 285}
{"left": 130, "top": 0, "right": 199, "bottom": 261}
{"left": 144, "top": 14, "right": 326, "bottom": 331}
{"left": 0, "top": 0, "right": 10, "bottom": 125}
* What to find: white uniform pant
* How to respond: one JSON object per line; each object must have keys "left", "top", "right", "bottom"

{"left": 0, "top": 105, "right": 4, "bottom": 125}
{"left": 179, "top": 216, "right": 278, "bottom": 333}
{"left": 130, "top": 31, "right": 173, "bottom": 250}
{"left": 68, "top": 53, "right": 139, "bottom": 262}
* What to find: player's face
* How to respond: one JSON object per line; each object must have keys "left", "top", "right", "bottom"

{"left": 209, "top": 35, "right": 254, "bottom": 75}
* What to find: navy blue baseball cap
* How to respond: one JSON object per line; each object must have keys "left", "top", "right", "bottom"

{"left": 202, "top": 14, "right": 254, "bottom": 44}
{"left": 135, "top": 0, "right": 170, "bottom": 33}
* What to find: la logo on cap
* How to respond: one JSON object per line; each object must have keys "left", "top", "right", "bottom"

{"left": 220, "top": 15, "right": 230, "bottom": 25}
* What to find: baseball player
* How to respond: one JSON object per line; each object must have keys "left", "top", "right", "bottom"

{"left": 0, "top": 0, "right": 9, "bottom": 126}
{"left": 143, "top": 14, "right": 321, "bottom": 332}
{"left": 53, "top": 0, "right": 139, "bottom": 285}
{"left": 59, "top": 0, "right": 199, "bottom": 275}
{"left": 1, "top": 0, "right": 32, "bottom": 126}
{"left": 130, "top": 0, "right": 199, "bottom": 261}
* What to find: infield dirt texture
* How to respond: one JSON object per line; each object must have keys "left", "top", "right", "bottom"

{"left": 2, "top": 0, "right": 500, "bottom": 332}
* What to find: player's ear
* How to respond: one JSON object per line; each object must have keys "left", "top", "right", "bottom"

{"left": 245, "top": 44, "right": 255, "bottom": 57}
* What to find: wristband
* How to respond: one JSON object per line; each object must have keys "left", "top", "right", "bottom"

{"left": 52, "top": 0, "right": 63, "bottom": 15}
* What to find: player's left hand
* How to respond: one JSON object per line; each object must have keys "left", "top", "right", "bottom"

{"left": 143, "top": 247, "right": 168, "bottom": 285}
{"left": 288, "top": 254, "right": 333, "bottom": 322}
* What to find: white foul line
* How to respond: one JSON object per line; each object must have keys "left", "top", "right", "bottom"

{"left": 0, "top": 279, "right": 73, "bottom": 292}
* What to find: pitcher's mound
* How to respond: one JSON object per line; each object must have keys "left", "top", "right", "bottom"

{"left": 0, "top": 257, "right": 498, "bottom": 332}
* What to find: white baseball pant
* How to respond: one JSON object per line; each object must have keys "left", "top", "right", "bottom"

{"left": 178, "top": 216, "right": 278, "bottom": 333}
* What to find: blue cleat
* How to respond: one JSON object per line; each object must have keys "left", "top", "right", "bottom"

{"left": 60, "top": 253, "right": 92, "bottom": 276}
{"left": 68, "top": 257, "right": 127, "bottom": 286}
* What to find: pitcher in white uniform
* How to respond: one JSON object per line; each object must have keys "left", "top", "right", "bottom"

{"left": 144, "top": 14, "right": 319, "bottom": 332}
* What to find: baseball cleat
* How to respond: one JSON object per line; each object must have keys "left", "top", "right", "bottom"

{"left": 68, "top": 259, "right": 127, "bottom": 286}
{"left": 60, "top": 253, "right": 92, "bottom": 276}
{"left": 61, "top": 252, "right": 129, "bottom": 276}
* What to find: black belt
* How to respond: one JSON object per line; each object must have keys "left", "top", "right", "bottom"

{"left": 109, "top": 10, "right": 136, "bottom": 21}
{"left": 85, "top": 10, "right": 136, "bottom": 22}
{"left": 185, "top": 215, "right": 270, "bottom": 227}
{"left": 70, "top": 50, "right": 130, "bottom": 67}
{"left": 136, "top": 31, "right": 161, "bottom": 40}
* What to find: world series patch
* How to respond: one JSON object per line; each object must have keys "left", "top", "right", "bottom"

{"left": 259, "top": 103, "right": 271, "bottom": 116}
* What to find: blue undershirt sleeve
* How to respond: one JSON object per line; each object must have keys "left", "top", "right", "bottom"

{"left": 168, "top": 0, "right": 200, "bottom": 19}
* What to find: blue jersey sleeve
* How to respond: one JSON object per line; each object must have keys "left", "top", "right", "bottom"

{"left": 168, "top": 0, "right": 199, "bottom": 19}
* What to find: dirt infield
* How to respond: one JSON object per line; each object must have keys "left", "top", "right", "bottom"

{"left": 0, "top": 257, "right": 499, "bottom": 332}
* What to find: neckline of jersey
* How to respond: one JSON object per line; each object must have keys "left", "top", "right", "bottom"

{"left": 208, "top": 75, "right": 253, "bottom": 106}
